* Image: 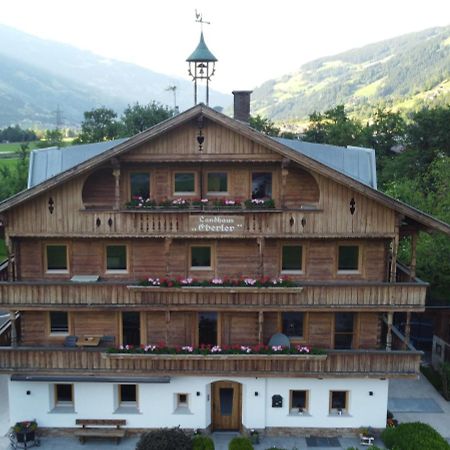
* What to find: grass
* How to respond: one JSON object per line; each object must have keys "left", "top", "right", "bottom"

{"left": 0, "top": 159, "right": 19, "bottom": 170}
{"left": 0, "top": 141, "right": 39, "bottom": 153}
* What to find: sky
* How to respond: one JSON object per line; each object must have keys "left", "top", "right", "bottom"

{"left": 1, "top": 0, "right": 450, "bottom": 93}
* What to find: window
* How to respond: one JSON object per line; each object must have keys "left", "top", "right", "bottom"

{"left": 55, "top": 384, "right": 73, "bottom": 407}
{"left": 198, "top": 312, "right": 217, "bottom": 346}
{"left": 119, "top": 384, "right": 137, "bottom": 406}
{"left": 330, "top": 391, "right": 348, "bottom": 414}
{"left": 334, "top": 312, "right": 354, "bottom": 349}
{"left": 49, "top": 311, "right": 69, "bottom": 334}
{"left": 282, "top": 312, "right": 304, "bottom": 338}
{"left": 289, "top": 390, "right": 309, "bottom": 414}
{"left": 130, "top": 173, "right": 150, "bottom": 200}
{"left": 174, "top": 172, "right": 195, "bottom": 193}
{"left": 106, "top": 245, "right": 127, "bottom": 271}
{"left": 281, "top": 245, "right": 303, "bottom": 272}
{"left": 46, "top": 245, "right": 68, "bottom": 272}
{"left": 207, "top": 172, "right": 228, "bottom": 193}
{"left": 122, "top": 312, "right": 141, "bottom": 346}
{"left": 338, "top": 245, "right": 359, "bottom": 272}
{"left": 191, "top": 246, "right": 212, "bottom": 269}
{"left": 252, "top": 172, "right": 272, "bottom": 199}
{"left": 174, "top": 392, "right": 190, "bottom": 414}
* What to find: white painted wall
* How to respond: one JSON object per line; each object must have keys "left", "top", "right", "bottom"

{"left": 8, "top": 376, "right": 388, "bottom": 429}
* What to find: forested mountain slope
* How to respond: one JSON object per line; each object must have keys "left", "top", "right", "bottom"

{"left": 252, "top": 26, "right": 450, "bottom": 120}
{"left": 0, "top": 24, "right": 230, "bottom": 127}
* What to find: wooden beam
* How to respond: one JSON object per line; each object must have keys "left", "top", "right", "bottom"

{"left": 9, "top": 311, "right": 17, "bottom": 347}
{"left": 164, "top": 238, "right": 172, "bottom": 277}
{"left": 258, "top": 311, "right": 264, "bottom": 345}
{"left": 257, "top": 237, "right": 265, "bottom": 278}
{"left": 390, "top": 220, "right": 400, "bottom": 283}
{"left": 386, "top": 312, "right": 393, "bottom": 351}
{"left": 112, "top": 169, "right": 121, "bottom": 211}
{"left": 404, "top": 311, "right": 411, "bottom": 350}
{"left": 410, "top": 231, "right": 418, "bottom": 280}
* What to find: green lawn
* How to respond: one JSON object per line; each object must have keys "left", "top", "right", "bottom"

{"left": 0, "top": 158, "right": 19, "bottom": 169}
{"left": 0, "top": 141, "right": 39, "bottom": 153}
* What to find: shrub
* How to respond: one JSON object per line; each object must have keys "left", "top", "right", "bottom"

{"left": 228, "top": 436, "right": 254, "bottom": 450}
{"left": 136, "top": 428, "right": 192, "bottom": 450}
{"left": 381, "top": 422, "right": 450, "bottom": 450}
{"left": 192, "top": 435, "right": 214, "bottom": 450}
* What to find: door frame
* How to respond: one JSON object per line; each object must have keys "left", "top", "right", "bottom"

{"left": 211, "top": 380, "right": 242, "bottom": 431}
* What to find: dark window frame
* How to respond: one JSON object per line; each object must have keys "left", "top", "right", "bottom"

{"left": 281, "top": 245, "right": 303, "bottom": 273}
{"left": 289, "top": 389, "right": 309, "bottom": 413}
{"left": 251, "top": 172, "right": 272, "bottom": 199}
{"left": 119, "top": 384, "right": 137, "bottom": 405}
{"left": 190, "top": 246, "right": 212, "bottom": 270}
{"left": 46, "top": 244, "right": 68, "bottom": 272}
{"left": 174, "top": 172, "right": 196, "bottom": 194}
{"left": 49, "top": 311, "right": 69, "bottom": 334}
{"left": 130, "top": 172, "right": 151, "bottom": 200}
{"left": 207, "top": 172, "right": 228, "bottom": 194}
{"left": 106, "top": 245, "right": 128, "bottom": 272}
{"left": 337, "top": 245, "right": 360, "bottom": 272}
{"left": 282, "top": 312, "right": 304, "bottom": 338}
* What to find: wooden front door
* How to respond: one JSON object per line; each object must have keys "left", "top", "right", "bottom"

{"left": 211, "top": 381, "right": 242, "bottom": 431}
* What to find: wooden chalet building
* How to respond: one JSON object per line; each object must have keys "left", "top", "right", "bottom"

{"left": 0, "top": 94, "right": 450, "bottom": 433}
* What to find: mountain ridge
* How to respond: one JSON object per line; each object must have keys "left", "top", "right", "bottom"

{"left": 0, "top": 24, "right": 231, "bottom": 128}
{"left": 251, "top": 25, "right": 450, "bottom": 121}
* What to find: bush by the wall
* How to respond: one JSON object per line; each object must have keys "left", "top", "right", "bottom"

{"left": 228, "top": 436, "right": 254, "bottom": 450}
{"left": 381, "top": 422, "right": 450, "bottom": 450}
{"left": 136, "top": 428, "right": 192, "bottom": 450}
{"left": 192, "top": 435, "right": 214, "bottom": 450}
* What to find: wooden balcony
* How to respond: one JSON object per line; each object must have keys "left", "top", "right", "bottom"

{"left": 9, "top": 208, "right": 395, "bottom": 239}
{"left": 0, "top": 280, "right": 427, "bottom": 311}
{"left": 0, "top": 347, "right": 421, "bottom": 378}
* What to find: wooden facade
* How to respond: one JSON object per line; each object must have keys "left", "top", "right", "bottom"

{"left": 0, "top": 104, "right": 447, "bottom": 381}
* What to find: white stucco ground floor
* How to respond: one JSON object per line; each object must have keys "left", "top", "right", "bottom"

{"left": 8, "top": 375, "right": 388, "bottom": 431}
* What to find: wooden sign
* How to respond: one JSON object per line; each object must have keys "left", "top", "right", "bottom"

{"left": 189, "top": 215, "right": 245, "bottom": 233}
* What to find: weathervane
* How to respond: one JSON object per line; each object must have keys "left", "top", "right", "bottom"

{"left": 195, "top": 10, "right": 210, "bottom": 31}
{"left": 186, "top": 10, "right": 217, "bottom": 105}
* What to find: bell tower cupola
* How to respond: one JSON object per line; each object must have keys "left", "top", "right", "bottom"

{"left": 187, "top": 11, "right": 217, "bottom": 105}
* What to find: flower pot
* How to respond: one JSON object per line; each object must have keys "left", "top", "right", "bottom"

{"left": 16, "top": 430, "right": 35, "bottom": 443}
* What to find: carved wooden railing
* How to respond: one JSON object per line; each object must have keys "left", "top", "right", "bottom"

{"left": 8, "top": 208, "right": 394, "bottom": 238}
{"left": 0, "top": 281, "right": 427, "bottom": 310}
{"left": 0, "top": 347, "right": 421, "bottom": 378}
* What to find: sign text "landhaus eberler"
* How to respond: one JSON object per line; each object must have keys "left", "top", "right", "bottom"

{"left": 189, "top": 215, "right": 244, "bottom": 233}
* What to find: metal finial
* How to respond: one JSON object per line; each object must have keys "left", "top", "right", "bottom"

{"left": 195, "top": 10, "right": 210, "bottom": 31}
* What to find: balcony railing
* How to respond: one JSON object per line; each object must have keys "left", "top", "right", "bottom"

{"left": 0, "top": 347, "right": 421, "bottom": 378}
{"left": 0, "top": 280, "right": 427, "bottom": 310}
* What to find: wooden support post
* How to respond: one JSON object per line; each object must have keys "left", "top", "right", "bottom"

{"left": 112, "top": 169, "right": 121, "bottom": 211}
{"left": 410, "top": 231, "right": 418, "bottom": 280}
{"left": 404, "top": 311, "right": 411, "bottom": 349}
{"left": 386, "top": 312, "right": 393, "bottom": 351}
{"left": 281, "top": 159, "right": 289, "bottom": 209}
{"left": 164, "top": 238, "right": 172, "bottom": 277}
{"left": 257, "top": 237, "right": 265, "bottom": 278}
{"left": 9, "top": 311, "right": 17, "bottom": 347}
{"left": 390, "top": 226, "right": 400, "bottom": 283}
{"left": 165, "top": 311, "right": 170, "bottom": 347}
{"left": 258, "top": 311, "right": 264, "bottom": 345}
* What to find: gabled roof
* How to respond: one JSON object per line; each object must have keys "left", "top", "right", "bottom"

{"left": 28, "top": 134, "right": 377, "bottom": 190}
{"left": 0, "top": 104, "right": 449, "bottom": 236}
{"left": 274, "top": 138, "right": 377, "bottom": 189}
{"left": 28, "top": 138, "right": 128, "bottom": 188}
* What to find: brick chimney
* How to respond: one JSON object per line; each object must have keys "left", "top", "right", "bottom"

{"left": 232, "top": 90, "right": 253, "bottom": 123}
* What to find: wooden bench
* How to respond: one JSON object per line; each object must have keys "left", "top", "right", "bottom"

{"left": 74, "top": 419, "right": 126, "bottom": 445}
